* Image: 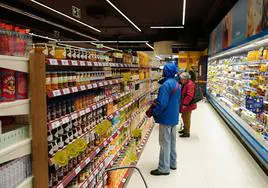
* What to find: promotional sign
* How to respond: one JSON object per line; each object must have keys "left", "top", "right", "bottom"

{"left": 245, "top": 95, "right": 264, "bottom": 114}
{"left": 209, "top": 0, "right": 268, "bottom": 55}
{"left": 232, "top": 0, "right": 247, "bottom": 45}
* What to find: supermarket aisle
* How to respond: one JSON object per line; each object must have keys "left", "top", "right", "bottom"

{"left": 127, "top": 102, "right": 268, "bottom": 188}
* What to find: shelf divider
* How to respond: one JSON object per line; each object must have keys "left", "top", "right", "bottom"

{"left": 30, "top": 52, "right": 48, "bottom": 188}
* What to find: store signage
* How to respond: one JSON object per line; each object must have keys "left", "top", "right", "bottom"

{"left": 209, "top": 0, "right": 268, "bottom": 55}
{"left": 245, "top": 95, "right": 264, "bottom": 114}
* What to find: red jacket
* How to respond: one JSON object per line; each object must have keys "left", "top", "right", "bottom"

{"left": 180, "top": 80, "right": 197, "bottom": 113}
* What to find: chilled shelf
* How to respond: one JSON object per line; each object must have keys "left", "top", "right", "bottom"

{"left": 0, "top": 138, "right": 31, "bottom": 164}
{"left": 0, "top": 55, "right": 29, "bottom": 73}
{"left": 0, "top": 99, "right": 30, "bottom": 116}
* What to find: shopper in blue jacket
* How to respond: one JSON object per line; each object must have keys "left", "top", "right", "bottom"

{"left": 147, "top": 63, "right": 181, "bottom": 176}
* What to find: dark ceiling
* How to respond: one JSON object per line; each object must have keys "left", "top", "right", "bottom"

{"left": 0, "top": 0, "right": 238, "bottom": 51}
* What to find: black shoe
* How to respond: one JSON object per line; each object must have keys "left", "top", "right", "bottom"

{"left": 170, "top": 167, "right": 177, "bottom": 170}
{"left": 150, "top": 169, "right": 170, "bottom": 176}
{"left": 178, "top": 129, "right": 185, "bottom": 134}
{"left": 180, "top": 133, "right": 190, "bottom": 137}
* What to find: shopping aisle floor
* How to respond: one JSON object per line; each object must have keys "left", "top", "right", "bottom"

{"left": 127, "top": 102, "right": 268, "bottom": 188}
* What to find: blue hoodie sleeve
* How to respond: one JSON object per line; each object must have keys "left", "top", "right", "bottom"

{"left": 151, "top": 83, "right": 170, "bottom": 117}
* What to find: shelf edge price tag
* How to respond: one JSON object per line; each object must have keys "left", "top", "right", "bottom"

{"left": 63, "top": 88, "right": 70, "bottom": 95}
{"left": 85, "top": 157, "right": 91, "bottom": 164}
{"left": 49, "top": 59, "right": 58, "bottom": 65}
{"left": 51, "top": 121, "right": 60, "bottom": 129}
{"left": 82, "top": 182, "right": 88, "bottom": 188}
{"left": 52, "top": 90, "right": 61, "bottom": 97}
{"left": 96, "top": 147, "right": 100, "bottom": 154}
{"left": 71, "top": 60, "right": 78, "bottom": 66}
{"left": 94, "top": 169, "right": 98, "bottom": 176}
{"left": 99, "top": 82, "right": 103, "bottom": 87}
{"left": 92, "top": 105, "right": 96, "bottom": 110}
{"left": 89, "top": 175, "right": 93, "bottom": 182}
{"left": 87, "top": 84, "right": 92, "bottom": 89}
{"left": 56, "top": 183, "right": 64, "bottom": 188}
{"left": 93, "top": 83, "right": 98, "bottom": 88}
{"left": 86, "top": 108, "right": 91, "bottom": 113}
{"left": 104, "top": 141, "right": 107, "bottom": 146}
{"left": 71, "top": 87, "right": 78, "bottom": 93}
{"left": 61, "top": 60, "right": 69, "bottom": 66}
{"left": 80, "top": 85, "right": 86, "bottom": 91}
{"left": 75, "top": 166, "right": 81, "bottom": 174}
{"left": 71, "top": 113, "right": 78, "bottom": 120}
{"left": 80, "top": 61, "right": 86, "bottom": 66}
{"left": 79, "top": 110, "right": 85, "bottom": 116}
{"left": 62, "top": 117, "right": 70, "bottom": 124}
{"left": 94, "top": 62, "right": 98, "bottom": 66}
{"left": 87, "top": 62, "right": 92, "bottom": 66}
{"left": 108, "top": 80, "right": 113, "bottom": 85}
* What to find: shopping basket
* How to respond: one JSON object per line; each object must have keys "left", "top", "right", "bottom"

{"left": 102, "top": 165, "right": 149, "bottom": 188}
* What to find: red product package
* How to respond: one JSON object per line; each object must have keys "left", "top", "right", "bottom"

{"left": 15, "top": 71, "right": 27, "bottom": 99}
{"left": 0, "top": 68, "right": 16, "bottom": 101}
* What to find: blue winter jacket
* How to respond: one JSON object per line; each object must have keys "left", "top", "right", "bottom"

{"left": 151, "top": 64, "right": 181, "bottom": 126}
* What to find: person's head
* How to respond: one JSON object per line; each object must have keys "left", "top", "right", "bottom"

{"left": 180, "top": 72, "right": 191, "bottom": 85}
{"left": 163, "top": 63, "right": 178, "bottom": 78}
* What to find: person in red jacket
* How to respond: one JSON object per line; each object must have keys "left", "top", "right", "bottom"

{"left": 179, "top": 72, "right": 197, "bottom": 137}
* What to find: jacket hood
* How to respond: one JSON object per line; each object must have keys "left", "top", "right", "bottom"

{"left": 163, "top": 63, "right": 178, "bottom": 78}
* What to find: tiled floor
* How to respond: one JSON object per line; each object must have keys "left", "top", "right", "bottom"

{"left": 127, "top": 102, "right": 268, "bottom": 188}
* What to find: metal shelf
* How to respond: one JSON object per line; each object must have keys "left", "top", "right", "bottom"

{"left": 0, "top": 138, "right": 31, "bottom": 164}
{"left": 0, "top": 55, "right": 28, "bottom": 73}
{"left": 0, "top": 99, "right": 30, "bottom": 116}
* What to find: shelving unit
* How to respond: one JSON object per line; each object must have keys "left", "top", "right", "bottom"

{"left": 0, "top": 53, "right": 32, "bottom": 187}
{"left": 30, "top": 49, "right": 155, "bottom": 188}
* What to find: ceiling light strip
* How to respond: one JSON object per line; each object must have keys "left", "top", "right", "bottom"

{"left": 150, "top": 26, "right": 184, "bottom": 29}
{"left": 182, "top": 0, "right": 186, "bottom": 25}
{"left": 30, "top": 0, "right": 101, "bottom": 33}
{"left": 106, "top": 0, "right": 141, "bottom": 32}
{"left": 146, "top": 43, "right": 154, "bottom": 50}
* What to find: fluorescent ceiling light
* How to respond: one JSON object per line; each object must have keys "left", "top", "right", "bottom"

{"left": 29, "top": 33, "right": 58, "bottom": 41}
{"left": 59, "top": 40, "right": 149, "bottom": 43}
{"left": 150, "top": 26, "right": 184, "bottom": 29}
{"left": 30, "top": 0, "right": 101, "bottom": 33}
{"left": 146, "top": 43, "right": 154, "bottom": 50}
{"left": 106, "top": 0, "right": 141, "bottom": 32}
{"left": 182, "top": 0, "right": 187, "bottom": 25}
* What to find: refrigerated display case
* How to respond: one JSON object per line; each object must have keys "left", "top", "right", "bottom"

{"left": 207, "top": 35, "right": 268, "bottom": 173}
